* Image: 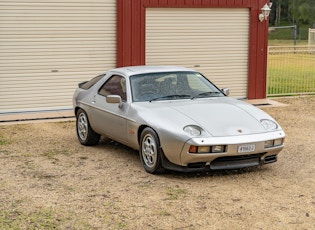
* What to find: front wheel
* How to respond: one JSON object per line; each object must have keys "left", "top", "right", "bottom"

{"left": 139, "top": 127, "right": 164, "bottom": 174}
{"left": 76, "top": 108, "right": 100, "bottom": 146}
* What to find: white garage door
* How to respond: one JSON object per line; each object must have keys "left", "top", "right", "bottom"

{"left": 0, "top": 0, "right": 116, "bottom": 113}
{"left": 146, "top": 8, "right": 250, "bottom": 98}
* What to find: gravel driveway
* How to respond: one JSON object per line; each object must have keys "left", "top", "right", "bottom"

{"left": 0, "top": 96, "right": 314, "bottom": 229}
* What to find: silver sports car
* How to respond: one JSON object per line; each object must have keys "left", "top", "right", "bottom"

{"left": 73, "top": 66, "right": 285, "bottom": 173}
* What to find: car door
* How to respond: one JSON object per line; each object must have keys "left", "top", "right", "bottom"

{"left": 89, "top": 74, "right": 130, "bottom": 144}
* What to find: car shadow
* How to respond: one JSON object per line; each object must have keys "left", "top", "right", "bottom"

{"left": 162, "top": 166, "right": 265, "bottom": 179}
{"left": 91, "top": 137, "right": 269, "bottom": 178}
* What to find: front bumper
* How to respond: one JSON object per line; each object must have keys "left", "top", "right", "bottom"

{"left": 161, "top": 130, "right": 285, "bottom": 172}
{"left": 161, "top": 152, "right": 280, "bottom": 172}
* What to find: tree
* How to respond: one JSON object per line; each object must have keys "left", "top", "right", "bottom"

{"left": 270, "top": 0, "right": 315, "bottom": 27}
{"left": 288, "top": 0, "right": 315, "bottom": 27}
{"left": 269, "top": 0, "right": 289, "bottom": 26}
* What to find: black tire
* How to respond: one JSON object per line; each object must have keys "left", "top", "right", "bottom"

{"left": 139, "top": 127, "right": 164, "bottom": 174}
{"left": 76, "top": 108, "right": 100, "bottom": 146}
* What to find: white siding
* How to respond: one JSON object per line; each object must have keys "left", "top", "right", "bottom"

{"left": 146, "top": 8, "right": 250, "bottom": 98}
{"left": 0, "top": 0, "right": 116, "bottom": 113}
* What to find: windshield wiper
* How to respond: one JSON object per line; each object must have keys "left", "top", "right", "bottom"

{"left": 191, "top": 91, "right": 221, "bottom": 99}
{"left": 150, "top": 94, "right": 191, "bottom": 102}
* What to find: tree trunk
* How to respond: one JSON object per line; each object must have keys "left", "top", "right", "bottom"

{"left": 275, "top": 3, "right": 281, "bottom": 26}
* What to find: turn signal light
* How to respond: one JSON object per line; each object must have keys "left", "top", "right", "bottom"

{"left": 264, "top": 138, "right": 284, "bottom": 148}
{"left": 189, "top": 145, "right": 226, "bottom": 154}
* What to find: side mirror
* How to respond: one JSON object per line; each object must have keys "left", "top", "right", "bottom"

{"left": 221, "top": 88, "right": 230, "bottom": 96}
{"left": 106, "top": 95, "right": 123, "bottom": 108}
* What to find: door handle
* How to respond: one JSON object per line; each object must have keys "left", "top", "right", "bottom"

{"left": 92, "top": 95, "right": 96, "bottom": 104}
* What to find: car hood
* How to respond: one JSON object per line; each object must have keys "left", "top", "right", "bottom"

{"left": 132, "top": 97, "right": 276, "bottom": 137}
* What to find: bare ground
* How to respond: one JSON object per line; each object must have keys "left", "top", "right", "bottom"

{"left": 0, "top": 96, "right": 314, "bottom": 230}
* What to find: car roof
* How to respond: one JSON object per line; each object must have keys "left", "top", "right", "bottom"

{"left": 108, "top": 66, "right": 196, "bottom": 77}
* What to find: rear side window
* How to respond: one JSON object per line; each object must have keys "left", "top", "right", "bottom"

{"left": 80, "top": 74, "right": 104, "bottom": 90}
{"left": 98, "top": 75, "right": 127, "bottom": 101}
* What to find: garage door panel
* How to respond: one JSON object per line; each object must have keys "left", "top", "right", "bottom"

{"left": 0, "top": 66, "right": 108, "bottom": 73}
{"left": 0, "top": 71, "right": 104, "bottom": 82}
{"left": 146, "top": 8, "right": 249, "bottom": 98}
{"left": 0, "top": 0, "right": 116, "bottom": 113}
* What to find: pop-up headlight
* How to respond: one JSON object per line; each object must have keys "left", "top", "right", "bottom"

{"left": 183, "top": 125, "right": 202, "bottom": 136}
{"left": 261, "top": 119, "right": 278, "bottom": 131}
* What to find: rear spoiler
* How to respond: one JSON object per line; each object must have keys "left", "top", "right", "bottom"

{"left": 78, "top": 81, "right": 88, "bottom": 88}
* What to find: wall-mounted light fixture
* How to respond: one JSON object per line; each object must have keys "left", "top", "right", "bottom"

{"left": 259, "top": 3, "right": 272, "bottom": 22}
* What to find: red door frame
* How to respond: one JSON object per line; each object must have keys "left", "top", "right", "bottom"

{"left": 117, "top": 0, "right": 270, "bottom": 99}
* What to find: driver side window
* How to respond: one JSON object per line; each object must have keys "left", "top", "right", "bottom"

{"left": 98, "top": 75, "right": 127, "bottom": 101}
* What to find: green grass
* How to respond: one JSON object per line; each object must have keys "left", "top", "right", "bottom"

{"left": 268, "top": 24, "right": 309, "bottom": 40}
{"left": 267, "top": 24, "right": 314, "bottom": 96}
{"left": 158, "top": 209, "right": 172, "bottom": 217}
{"left": 0, "top": 202, "right": 94, "bottom": 229}
{"left": 267, "top": 52, "right": 315, "bottom": 95}
{"left": 0, "top": 208, "right": 64, "bottom": 229}
{"left": 0, "top": 134, "right": 10, "bottom": 145}
{"left": 165, "top": 187, "right": 187, "bottom": 200}
{"left": 268, "top": 39, "right": 308, "bottom": 46}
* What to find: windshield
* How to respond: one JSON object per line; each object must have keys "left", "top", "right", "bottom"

{"left": 130, "top": 71, "right": 224, "bottom": 102}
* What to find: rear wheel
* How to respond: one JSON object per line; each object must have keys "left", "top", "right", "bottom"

{"left": 139, "top": 127, "right": 163, "bottom": 174}
{"left": 76, "top": 108, "right": 100, "bottom": 146}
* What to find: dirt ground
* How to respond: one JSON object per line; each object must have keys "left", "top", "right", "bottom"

{"left": 0, "top": 96, "right": 314, "bottom": 230}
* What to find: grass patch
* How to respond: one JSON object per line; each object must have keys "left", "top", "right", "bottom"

{"left": 268, "top": 51, "right": 315, "bottom": 95}
{"left": 268, "top": 39, "right": 308, "bottom": 46}
{"left": 42, "top": 149, "right": 71, "bottom": 164}
{"left": 158, "top": 209, "right": 172, "bottom": 217}
{"left": 43, "top": 149, "right": 70, "bottom": 158}
{"left": 101, "top": 202, "right": 128, "bottom": 229}
{"left": 0, "top": 134, "right": 11, "bottom": 145}
{"left": 0, "top": 208, "right": 64, "bottom": 229}
{"left": 165, "top": 187, "right": 187, "bottom": 200}
{"left": 0, "top": 202, "right": 94, "bottom": 229}
{"left": 268, "top": 24, "right": 309, "bottom": 40}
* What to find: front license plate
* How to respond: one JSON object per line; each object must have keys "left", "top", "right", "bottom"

{"left": 238, "top": 144, "right": 255, "bottom": 153}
